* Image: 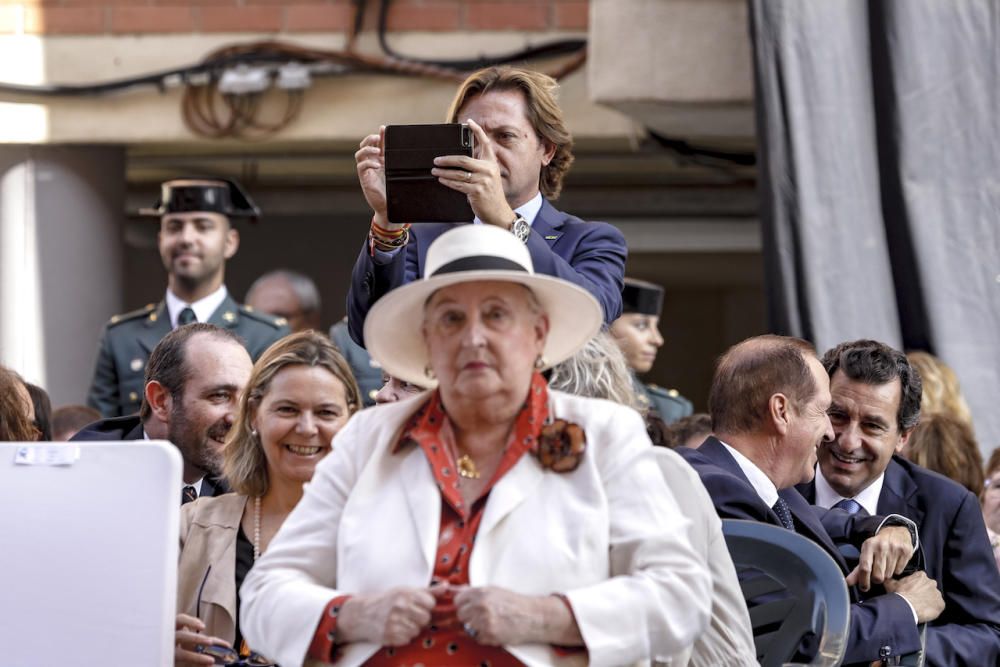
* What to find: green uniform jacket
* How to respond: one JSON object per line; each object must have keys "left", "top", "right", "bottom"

{"left": 329, "top": 318, "right": 383, "bottom": 408}
{"left": 634, "top": 376, "right": 693, "bottom": 425}
{"left": 86, "top": 294, "right": 289, "bottom": 417}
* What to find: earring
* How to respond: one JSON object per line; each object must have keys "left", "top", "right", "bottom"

{"left": 424, "top": 365, "right": 436, "bottom": 380}
{"left": 534, "top": 355, "right": 546, "bottom": 370}
{"left": 251, "top": 428, "right": 258, "bottom": 439}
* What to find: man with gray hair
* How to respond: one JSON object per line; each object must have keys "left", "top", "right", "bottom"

{"left": 245, "top": 269, "right": 322, "bottom": 333}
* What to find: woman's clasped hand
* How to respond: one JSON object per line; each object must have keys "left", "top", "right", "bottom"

{"left": 335, "top": 583, "right": 578, "bottom": 648}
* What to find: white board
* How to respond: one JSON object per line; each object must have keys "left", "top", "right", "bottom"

{"left": 0, "top": 441, "right": 181, "bottom": 667}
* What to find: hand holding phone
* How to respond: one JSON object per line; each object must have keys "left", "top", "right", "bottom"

{"left": 431, "top": 118, "right": 517, "bottom": 229}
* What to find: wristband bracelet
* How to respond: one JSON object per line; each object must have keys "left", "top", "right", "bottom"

{"left": 368, "top": 226, "right": 409, "bottom": 255}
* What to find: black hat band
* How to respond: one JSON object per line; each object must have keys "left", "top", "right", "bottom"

{"left": 431, "top": 255, "right": 528, "bottom": 277}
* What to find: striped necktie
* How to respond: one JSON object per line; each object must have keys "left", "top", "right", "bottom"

{"left": 181, "top": 485, "right": 198, "bottom": 505}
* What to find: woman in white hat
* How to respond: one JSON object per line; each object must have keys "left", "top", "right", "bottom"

{"left": 240, "top": 224, "right": 711, "bottom": 667}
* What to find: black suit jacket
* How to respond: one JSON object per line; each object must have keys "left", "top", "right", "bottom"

{"left": 680, "top": 437, "right": 922, "bottom": 664}
{"left": 800, "top": 456, "right": 1000, "bottom": 666}
{"left": 71, "top": 416, "right": 229, "bottom": 499}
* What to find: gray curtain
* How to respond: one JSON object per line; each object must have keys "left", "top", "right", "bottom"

{"left": 749, "top": 0, "right": 1000, "bottom": 452}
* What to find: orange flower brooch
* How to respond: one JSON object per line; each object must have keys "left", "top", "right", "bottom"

{"left": 535, "top": 419, "right": 587, "bottom": 473}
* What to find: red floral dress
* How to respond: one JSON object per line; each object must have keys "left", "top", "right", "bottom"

{"left": 307, "top": 373, "right": 578, "bottom": 666}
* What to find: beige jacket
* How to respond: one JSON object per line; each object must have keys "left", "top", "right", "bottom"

{"left": 177, "top": 493, "right": 248, "bottom": 645}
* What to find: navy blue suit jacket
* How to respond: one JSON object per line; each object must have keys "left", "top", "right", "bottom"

{"left": 346, "top": 200, "right": 627, "bottom": 346}
{"left": 800, "top": 456, "right": 1000, "bottom": 666}
{"left": 680, "top": 438, "right": 922, "bottom": 664}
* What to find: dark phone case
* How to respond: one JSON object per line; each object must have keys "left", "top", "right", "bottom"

{"left": 385, "top": 123, "right": 475, "bottom": 223}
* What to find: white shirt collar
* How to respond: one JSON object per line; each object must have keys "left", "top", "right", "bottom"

{"left": 474, "top": 191, "right": 543, "bottom": 227}
{"left": 813, "top": 465, "right": 884, "bottom": 516}
{"left": 165, "top": 284, "right": 228, "bottom": 329}
{"left": 720, "top": 440, "right": 779, "bottom": 507}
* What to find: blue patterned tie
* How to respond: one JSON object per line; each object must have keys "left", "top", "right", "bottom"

{"left": 772, "top": 497, "right": 795, "bottom": 530}
{"left": 834, "top": 498, "right": 868, "bottom": 516}
{"left": 833, "top": 498, "right": 866, "bottom": 562}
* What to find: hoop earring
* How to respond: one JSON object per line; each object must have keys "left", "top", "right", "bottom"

{"left": 534, "top": 355, "right": 546, "bottom": 370}
{"left": 424, "top": 365, "right": 436, "bottom": 380}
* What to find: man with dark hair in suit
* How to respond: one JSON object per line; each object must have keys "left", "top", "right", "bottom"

{"left": 797, "top": 339, "right": 1000, "bottom": 665}
{"left": 75, "top": 323, "right": 252, "bottom": 505}
{"left": 680, "top": 334, "right": 945, "bottom": 665}
{"left": 87, "top": 178, "right": 288, "bottom": 418}
{"left": 347, "top": 66, "right": 627, "bottom": 347}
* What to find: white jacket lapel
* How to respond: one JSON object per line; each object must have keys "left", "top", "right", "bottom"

{"left": 475, "top": 455, "right": 545, "bottom": 551}
{"left": 398, "top": 444, "right": 440, "bottom": 572}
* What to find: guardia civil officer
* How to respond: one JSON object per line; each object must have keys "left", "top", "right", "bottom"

{"left": 86, "top": 179, "right": 289, "bottom": 417}
{"left": 610, "top": 278, "right": 693, "bottom": 424}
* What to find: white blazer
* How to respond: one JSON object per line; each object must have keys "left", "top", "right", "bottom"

{"left": 650, "top": 448, "right": 757, "bottom": 667}
{"left": 240, "top": 390, "right": 711, "bottom": 667}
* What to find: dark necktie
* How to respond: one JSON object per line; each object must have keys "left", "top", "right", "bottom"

{"left": 182, "top": 485, "right": 198, "bottom": 505}
{"left": 832, "top": 498, "right": 867, "bottom": 562}
{"left": 177, "top": 307, "right": 197, "bottom": 326}
{"left": 772, "top": 497, "right": 795, "bottom": 531}
{"left": 834, "top": 498, "right": 868, "bottom": 516}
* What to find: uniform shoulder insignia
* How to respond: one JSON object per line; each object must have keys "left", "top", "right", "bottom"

{"left": 238, "top": 304, "right": 288, "bottom": 329}
{"left": 647, "top": 384, "right": 686, "bottom": 403}
{"left": 108, "top": 303, "right": 155, "bottom": 327}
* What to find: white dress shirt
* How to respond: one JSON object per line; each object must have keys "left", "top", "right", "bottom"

{"left": 720, "top": 441, "right": 779, "bottom": 508}
{"left": 814, "top": 467, "right": 885, "bottom": 516}
{"left": 165, "top": 285, "right": 228, "bottom": 329}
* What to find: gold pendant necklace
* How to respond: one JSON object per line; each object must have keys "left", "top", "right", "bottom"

{"left": 456, "top": 454, "right": 481, "bottom": 479}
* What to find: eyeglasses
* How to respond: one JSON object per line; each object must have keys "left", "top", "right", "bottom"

{"left": 984, "top": 477, "right": 1000, "bottom": 493}
{"left": 194, "top": 566, "right": 276, "bottom": 666}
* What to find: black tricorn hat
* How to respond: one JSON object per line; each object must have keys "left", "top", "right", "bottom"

{"left": 621, "top": 278, "right": 664, "bottom": 316}
{"left": 140, "top": 178, "right": 260, "bottom": 222}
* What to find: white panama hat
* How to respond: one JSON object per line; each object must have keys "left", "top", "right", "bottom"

{"left": 363, "top": 224, "right": 604, "bottom": 388}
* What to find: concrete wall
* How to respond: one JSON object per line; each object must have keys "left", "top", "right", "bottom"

{"left": 0, "top": 145, "right": 125, "bottom": 406}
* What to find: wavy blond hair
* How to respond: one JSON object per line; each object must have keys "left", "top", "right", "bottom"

{"left": 906, "top": 351, "right": 973, "bottom": 426}
{"left": 224, "top": 331, "right": 361, "bottom": 497}
{"left": 905, "top": 412, "right": 983, "bottom": 495}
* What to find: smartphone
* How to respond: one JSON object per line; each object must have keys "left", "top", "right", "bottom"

{"left": 384, "top": 123, "right": 475, "bottom": 223}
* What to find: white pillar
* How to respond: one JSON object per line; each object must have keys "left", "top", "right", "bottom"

{"left": 0, "top": 145, "right": 125, "bottom": 407}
